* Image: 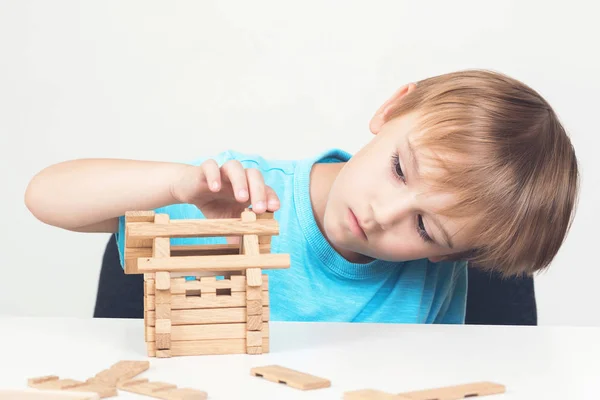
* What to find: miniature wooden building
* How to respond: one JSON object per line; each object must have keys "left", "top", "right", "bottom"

{"left": 122, "top": 208, "right": 290, "bottom": 358}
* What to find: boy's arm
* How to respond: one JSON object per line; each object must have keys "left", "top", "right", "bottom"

{"left": 24, "top": 158, "right": 190, "bottom": 232}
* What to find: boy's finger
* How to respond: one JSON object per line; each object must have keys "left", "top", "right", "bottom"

{"left": 200, "top": 159, "right": 221, "bottom": 191}
{"left": 221, "top": 160, "right": 249, "bottom": 202}
{"left": 265, "top": 186, "right": 280, "bottom": 211}
{"left": 246, "top": 168, "right": 267, "bottom": 213}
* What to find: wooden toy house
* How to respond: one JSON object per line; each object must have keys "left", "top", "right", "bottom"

{"left": 122, "top": 209, "right": 290, "bottom": 358}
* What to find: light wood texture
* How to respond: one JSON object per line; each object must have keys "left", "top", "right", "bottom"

{"left": 397, "top": 381, "right": 506, "bottom": 399}
{"left": 124, "top": 211, "right": 156, "bottom": 273}
{"left": 155, "top": 272, "right": 170, "bottom": 291}
{"left": 147, "top": 322, "right": 269, "bottom": 341}
{"left": 144, "top": 275, "right": 269, "bottom": 295}
{"left": 127, "top": 243, "right": 271, "bottom": 258}
{"left": 241, "top": 210, "right": 263, "bottom": 287}
{"left": 250, "top": 365, "right": 331, "bottom": 390}
{"left": 126, "top": 218, "right": 280, "bottom": 240}
{"left": 27, "top": 376, "right": 116, "bottom": 398}
{"left": 147, "top": 337, "right": 270, "bottom": 356}
{"left": 145, "top": 290, "right": 269, "bottom": 310}
{"left": 0, "top": 389, "right": 100, "bottom": 399}
{"left": 257, "top": 212, "right": 274, "bottom": 245}
{"left": 155, "top": 319, "right": 171, "bottom": 349}
{"left": 146, "top": 306, "right": 270, "bottom": 326}
{"left": 117, "top": 378, "right": 207, "bottom": 400}
{"left": 137, "top": 253, "right": 290, "bottom": 272}
{"left": 87, "top": 360, "right": 150, "bottom": 387}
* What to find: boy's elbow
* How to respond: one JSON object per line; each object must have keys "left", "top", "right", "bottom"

{"left": 24, "top": 174, "right": 49, "bottom": 224}
{"left": 24, "top": 173, "right": 64, "bottom": 229}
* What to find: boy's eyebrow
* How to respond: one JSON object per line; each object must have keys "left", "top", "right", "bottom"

{"left": 406, "top": 139, "right": 421, "bottom": 183}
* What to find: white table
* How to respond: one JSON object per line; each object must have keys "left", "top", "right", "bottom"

{"left": 0, "top": 317, "right": 598, "bottom": 399}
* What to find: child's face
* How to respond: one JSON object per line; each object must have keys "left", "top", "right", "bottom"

{"left": 323, "top": 111, "right": 475, "bottom": 264}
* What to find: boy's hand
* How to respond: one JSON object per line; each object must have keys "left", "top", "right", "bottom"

{"left": 171, "top": 159, "right": 280, "bottom": 220}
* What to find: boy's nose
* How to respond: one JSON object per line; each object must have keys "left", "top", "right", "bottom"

{"left": 373, "top": 199, "right": 413, "bottom": 230}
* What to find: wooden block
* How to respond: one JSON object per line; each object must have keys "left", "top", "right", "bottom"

{"left": 155, "top": 272, "right": 170, "bottom": 290}
{"left": 153, "top": 238, "right": 170, "bottom": 259}
{"left": 147, "top": 306, "right": 270, "bottom": 325}
{"left": 156, "top": 349, "right": 171, "bottom": 358}
{"left": 147, "top": 322, "right": 269, "bottom": 342}
{"left": 145, "top": 275, "right": 269, "bottom": 295}
{"left": 397, "top": 381, "right": 506, "bottom": 400}
{"left": 125, "top": 210, "right": 156, "bottom": 222}
{"left": 126, "top": 218, "right": 279, "bottom": 240}
{"left": 124, "top": 211, "right": 156, "bottom": 273}
{"left": 246, "top": 330, "right": 262, "bottom": 347}
{"left": 145, "top": 290, "right": 269, "bottom": 310}
{"left": 240, "top": 210, "right": 263, "bottom": 286}
{"left": 246, "top": 268, "right": 262, "bottom": 287}
{"left": 87, "top": 360, "right": 150, "bottom": 387}
{"left": 155, "top": 303, "right": 171, "bottom": 320}
{"left": 147, "top": 341, "right": 156, "bottom": 357}
{"left": 257, "top": 212, "right": 274, "bottom": 245}
{"left": 0, "top": 389, "right": 100, "bottom": 399}
{"left": 246, "top": 286, "right": 262, "bottom": 300}
{"left": 129, "top": 243, "right": 271, "bottom": 259}
{"left": 246, "top": 346, "right": 263, "bottom": 355}
{"left": 118, "top": 378, "right": 207, "bottom": 400}
{"left": 156, "top": 319, "right": 171, "bottom": 349}
{"left": 147, "top": 338, "right": 269, "bottom": 356}
{"left": 247, "top": 300, "right": 262, "bottom": 315}
{"left": 247, "top": 315, "right": 262, "bottom": 331}
{"left": 137, "top": 253, "right": 290, "bottom": 273}
{"left": 27, "top": 376, "right": 116, "bottom": 398}
{"left": 250, "top": 365, "right": 331, "bottom": 390}
{"left": 155, "top": 289, "right": 171, "bottom": 305}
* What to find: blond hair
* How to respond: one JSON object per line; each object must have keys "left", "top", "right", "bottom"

{"left": 387, "top": 69, "right": 580, "bottom": 277}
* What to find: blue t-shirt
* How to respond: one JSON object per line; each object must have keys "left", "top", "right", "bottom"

{"left": 115, "top": 149, "right": 467, "bottom": 324}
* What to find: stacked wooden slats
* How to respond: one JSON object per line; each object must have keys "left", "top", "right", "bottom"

{"left": 124, "top": 209, "right": 289, "bottom": 357}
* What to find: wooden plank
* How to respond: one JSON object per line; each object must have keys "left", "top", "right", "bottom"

{"left": 257, "top": 212, "right": 274, "bottom": 245}
{"left": 126, "top": 218, "right": 279, "bottom": 240}
{"left": 124, "top": 211, "right": 156, "bottom": 274}
{"left": 137, "top": 254, "right": 290, "bottom": 272}
{"left": 146, "top": 291, "right": 269, "bottom": 310}
{"left": 155, "top": 319, "right": 171, "bottom": 349}
{"left": 147, "top": 306, "right": 270, "bottom": 326}
{"left": 397, "top": 382, "right": 506, "bottom": 400}
{"left": 87, "top": 360, "right": 150, "bottom": 387}
{"left": 117, "top": 378, "right": 207, "bottom": 400}
{"left": 145, "top": 275, "right": 268, "bottom": 295}
{"left": 126, "top": 243, "right": 271, "bottom": 258}
{"left": 27, "top": 376, "right": 116, "bottom": 398}
{"left": 147, "top": 338, "right": 269, "bottom": 356}
{"left": 0, "top": 389, "right": 101, "bottom": 399}
{"left": 250, "top": 365, "right": 331, "bottom": 390}
{"left": 240, "top": 210, "right": 263, "bottom": 287}
{"left": 147, "top": 322, "right": 269, "bottom": 342}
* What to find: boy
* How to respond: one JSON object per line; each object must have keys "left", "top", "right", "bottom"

{"left": 24, "top": 69, "right": 579, "bottom": 324}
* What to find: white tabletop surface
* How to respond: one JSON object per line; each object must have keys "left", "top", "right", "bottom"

{"left": 0, "top": 317, "right": 598, "bottom": 399}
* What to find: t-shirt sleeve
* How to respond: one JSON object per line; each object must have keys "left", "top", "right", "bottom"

{"left": 434, "top": 261, "right": 468, "bottom": 324}
{"left": 114, "top": 150, "right": 236, "bottom": 269}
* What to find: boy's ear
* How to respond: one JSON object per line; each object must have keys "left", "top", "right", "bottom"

{"left": 369, "top": 82, "right": 417, "bottom": 135}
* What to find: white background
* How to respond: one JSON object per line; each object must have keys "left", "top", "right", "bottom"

{"left": 1, "top": 0, "right": 598, "bottom": 326}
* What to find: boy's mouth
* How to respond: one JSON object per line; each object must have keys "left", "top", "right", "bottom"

{"left": 348, "top": 208, "right": 368, "bottom": 241}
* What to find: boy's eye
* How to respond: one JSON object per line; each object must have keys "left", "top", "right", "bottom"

{"left": 417, "top": 215, "right": 434, "bottom": 244}
{"left": 391, "top": 153, "right": 406, "bottom": 182}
